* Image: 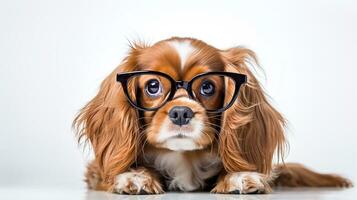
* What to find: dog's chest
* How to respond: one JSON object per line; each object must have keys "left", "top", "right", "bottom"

{"left": 143, "top": 150, "right": 222, "bottom": 191}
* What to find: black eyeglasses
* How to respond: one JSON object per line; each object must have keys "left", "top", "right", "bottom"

{"left": 116, "top": 71, "right": 247, "bottom": 113}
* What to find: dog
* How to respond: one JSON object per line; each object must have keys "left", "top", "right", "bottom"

{"left": 73, "top": 37, "right": 352, "bottom": 194}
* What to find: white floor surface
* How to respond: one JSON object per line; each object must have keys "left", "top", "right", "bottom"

{"left": 0, "top": 187, "right": 355, "bottom": 200}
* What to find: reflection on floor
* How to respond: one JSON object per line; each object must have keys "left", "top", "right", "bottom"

{"left": 0, "top": 187, "right": 356, "bottom": 200}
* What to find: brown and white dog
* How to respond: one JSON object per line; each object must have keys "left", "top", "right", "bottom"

{"left": 73, "top": 37, "right": 352, "bottom": 194}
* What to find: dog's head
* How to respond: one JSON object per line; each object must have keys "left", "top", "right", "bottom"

{"left": 116, "top": 38, "right": 248, "bottom": 152}
{"left": 74, "top": 37, "right": 285, "bottom": 181}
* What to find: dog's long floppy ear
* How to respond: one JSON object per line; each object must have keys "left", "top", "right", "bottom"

{"left": 73, "top": 44, "right": 143, "bottom": 186}
{"left": 219, "top": 47, "right": 286, "bottom": 174}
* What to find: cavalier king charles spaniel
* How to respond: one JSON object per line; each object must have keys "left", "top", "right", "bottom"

{"left": 74, "top": 37, "right": 351, "bottom": 194}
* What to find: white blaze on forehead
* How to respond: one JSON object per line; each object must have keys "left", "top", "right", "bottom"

{"left": 169, "top": 40, "right": 196, "bottom": 69}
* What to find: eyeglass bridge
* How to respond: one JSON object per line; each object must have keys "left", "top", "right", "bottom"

{"left": 176, "top": 81, "right": 189, "bottom": 89}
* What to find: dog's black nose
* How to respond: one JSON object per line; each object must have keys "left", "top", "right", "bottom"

{"left": 168, "top": 106, "right": 194, "bottom": 126}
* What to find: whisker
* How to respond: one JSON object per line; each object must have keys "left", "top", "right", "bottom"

{"left": 137, "top": 116, "right": 154, "bottom": 120}
{"left": 205, "top": 114, "right": 222, "bottom": 121}
{"left": 139, "top": 130, "right": 151, "bottom": 162}
{"left": 204, "top": 121, "right": 222, "bottom": 129}
{"left": 133, "top": 128, "right": 150, "bottom": 163}
{"left": 206, "top": 117, "right": 222, "bottom": 120}
{"left": 201, "top": 130, "right": 215, "bottom": 155}
{"left": 206, "top": 114, "right": 222, "bottom": 118}
{"left": 138, "top": 123, "right": 151, "bottom": 130}
{"left": 205, "top": 125, "right": 221, "bottom": 136}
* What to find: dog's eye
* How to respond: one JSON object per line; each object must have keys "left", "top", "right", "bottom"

{"left": 200, "top": 80, "right": 215, "bottom": 96}
{"left": 145, "top": 79, "right": 162, "bottom": 97}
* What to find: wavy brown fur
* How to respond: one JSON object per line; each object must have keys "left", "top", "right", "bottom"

{"left": 219, "top": 47, "right": 286, "bottom": 174}
{"left": 73, "top": 44, "right": 145, "bottom": 190}
{"left": 273, "top": 163, "right": 352, "bottom": 187}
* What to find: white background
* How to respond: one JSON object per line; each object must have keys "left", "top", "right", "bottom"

{"left": 1, "top": 0, "right": 356, "bottom": 189}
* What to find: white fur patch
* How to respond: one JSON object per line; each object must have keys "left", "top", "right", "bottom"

{"left": 228, "top": 172, "right": 265, "bottom": 194}
{"left": 169, "top": 40, "right": 196, "bottom": 69}
{"left": 157, "top": 151, "right": 198, "bottom": 191}
{"left": 156, "top": 117, "right": 204, "bottom": 140}
{"left": 144, "top": 151, "right": 221, "bottom": 191}
{"left": 163, "top": 138, "right": 201, "bottom": 151}
{"left": 115, "top": 171, "right": 148, "bottom": 193}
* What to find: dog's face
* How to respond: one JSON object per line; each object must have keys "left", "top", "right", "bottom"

{"left": 132, "top": 39, "right": 226, "bottom": 151}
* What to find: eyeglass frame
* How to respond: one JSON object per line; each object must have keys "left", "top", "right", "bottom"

{"left": 116, "top": 70, "right": 247, "bottom": 113}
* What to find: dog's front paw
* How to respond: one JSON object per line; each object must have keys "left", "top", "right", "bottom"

{"left": 115, "top": 168, "right": 163, "bottom": 195}
{"left": 212, "top": 172, "right": 271, "bottom": 194}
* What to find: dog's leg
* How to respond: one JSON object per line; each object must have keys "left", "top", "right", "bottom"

{"left": 85, "top": 161, "right": 163, "bottom": 194}
{"left": 212, "top": 172, "right": 272, "bottom": 194}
